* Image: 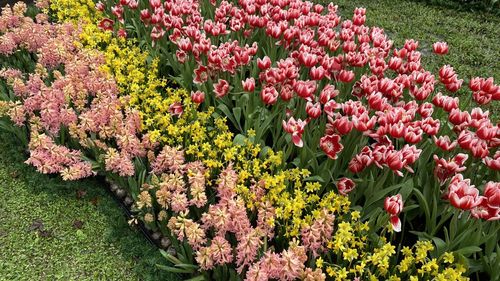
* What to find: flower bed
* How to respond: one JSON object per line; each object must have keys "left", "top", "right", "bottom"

{"left": 0, "top": 0, "right": 499, "bottom": 280}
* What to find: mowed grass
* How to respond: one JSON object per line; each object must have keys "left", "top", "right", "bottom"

{"left": 333, "top": 0, "right": 499, "bottom": 117}
{"left": 0, "top": 131, "right": 177, "bottom": 281}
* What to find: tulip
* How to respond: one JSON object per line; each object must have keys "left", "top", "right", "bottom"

{"left": 338, "top": 70, "right": 355, "bottom": 83}
{"left": 320, "top": 134, "right": 343, "bottom": 160}
{"left": 149, "top": 0, "right": 162, "bottom": 9}
{"left": 214, "top": 79, "right": 230, "bottom": 98}
{"left": 257, "top": 56, "right": 271, "bottom": 70}
{"left": 471, "top": 197, "right": 500, "bottom": 221}
{"left": 433, "top": 136, "right": 457, "bottom": 151}
{"left": 282, "top": 117, "right": 307, "bottom": 147}
{"left": 294, "top": 80, "right": 316, "bottom": 99}
{"left": 95, "top": 1, "right": 105, "bottom": 12}
{"left": 260, "top": 86, "right": 278, "bottom": 105}
{"left": 242, "top": 78, "right": 255, "bottom": 92}
{"left": 384, "top": 194, "right": 403, "bottom": 232}
{"left": 432, "top": 42, "right": 449, "bottom": 55}
{"left": 484, "top": 152, "right": 500, "bottom": 171}
{"left": 98, "top": 18, "right": 114, "bottom": 31}
{"left": 191, "top": 90, "right": 205, "bottom": 104}
{"left": 483, "top": 181, "right": 500, "bottom": 209}
{"left": 448, "top": 175, "right": 480, "bottom": 210}
{"left": 305, "top": 101, "right": 321, "bottom": 119}
{"left": 140, "top": 9, "right": 151, "bottom": 23}
{"left": 117, "top": 28, "right": 127, "bottom": 38}
{"left": 319, "top": 85, "right": 339, "bottom": 104}
{"left": 337, "top": 177, "right": 355, "bottom": 196}
{"left": 168, "top": 102, "right": 183, "bottom": 117}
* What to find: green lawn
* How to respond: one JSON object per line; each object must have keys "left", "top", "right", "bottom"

{"left": 0, "top": 131, "right": 176, "bottom": 281}
{"left": 334, "top": 0, "right": 499, "bottom": 80}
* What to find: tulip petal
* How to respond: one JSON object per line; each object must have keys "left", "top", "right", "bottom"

{"left": 390, "top": 216, "right": 401, "bottom": 232}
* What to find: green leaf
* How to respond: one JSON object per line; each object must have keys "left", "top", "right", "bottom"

{"left": 233, "top": 134, "right": 247, "bottom": 146}
{"left": 455, "top": 246, "right": 482, "bottom": 256}
{"left": 155, "top": 264, "right": 195, "bottom": 273}
{"left": 304, "top": 175, "right": 325, "bottom": 183}
{"left": 184, "top": 276, "right": 206, "bottom": 281}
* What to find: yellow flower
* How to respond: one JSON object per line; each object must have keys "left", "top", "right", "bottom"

{"left": 316, "top": 257, "right": 324, "bottom": 269}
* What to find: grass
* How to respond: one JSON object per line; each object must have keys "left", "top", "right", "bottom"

{"left": 0, "top": 131, "right": 177, "bottom": 281}
{"left": 333, "top": 0, "right": 499, "bottom": 80}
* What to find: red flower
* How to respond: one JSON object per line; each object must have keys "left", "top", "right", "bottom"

{"left": 471, "top": 197, "right": 500, "bottom": 221}
{"left": 448, "top": 175, "right": 480, "bottom": 211}
{"left": 214, "top": 79, "right": 230, "bottom": 98}
{"left": 337, "top": 177, "right": 355, "bottom": 196}
{"left": 433, "top": 136, "right": 457, "bottom": 151}
{"left": 168, "top": 102, "right": 183, "bottom": 117}
{"left": 257, "top": 56, "right": 271, "bottom": 70}
{"left": 98, "top": 18, "right": 114, "bottom": 31}
{"left": 282, "top": 117, "right": 307, "bottom": 147}
{"left": 260, "top": 86, "right": 278, "bottom": 105}
{"left": 191, "top": 91, "right": 205, "bottom": 104}
{"left": 95, "top": 1, "right": 105, "bottom": 12}
{"left": 117, "top": 28, "right": 127, "bottom": 38}
{"left": 242, "top": 78, "right": 255, "bottom": 92}
{"left": 384, "top": 194, "right": 403, "bottom": 232}
{"left": 294, "top": 80, "right": 317, "bottom": 99}
{"left": 305, "top": 101, "right": 321, "bottom": 119}
{"left": 432, "top": 42, "right": 449, "bottom": 55}
{"left": 320, "top": 134, "right": 343, "bottom": 160}
{"left": 193, "top": 65, "right": 209, "bottom": 84}
{"left": 483, "top": 181, "right": 500, "bottom": 209}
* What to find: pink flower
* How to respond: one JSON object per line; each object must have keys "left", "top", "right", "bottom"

{"left": 448, "top": 175, "right": 480, "bottom": 211}
{"left": 260, "top": 86, "right": 278, "bottom": 105}
{"left": 319, "top": 134, "right": 343, "bottom": 159}
{"left": 483, "top": 181, "right": 500, "bottom": 209}
{"left": 214, "top": 79, "right": 230, "bottom": 98}
{"left": 337, "top": 177, "right": 355, "bottom": 196}
{"left": 98, "top": 18, "right": 114, "bottom": 31}
{"left": 282, "top": 117, "right": 307, "bottom": 147}
{"left": 257, "top": 56, "right": 271, "bottom": 70}
{"left": 433, "top": 135, "right": 457, "bottom": 151}
{"left": 117, "top": 28, "right": 127, "bottom": 38}
{"left": 471, "top": 197, "right": 500, "bottom": 221}
{"left": 294, "top": 80, "right": 316, "bottom": 99}
{"left": 95, "top": 1, "right": 105, "bottom": 11}
{"left": 305, "top": 101, "right": 321, "bottom": 119}
{"left": 433, "top": 42, "right": 449, "bottom": 55}
{"left": 191, "top": 90, "right": 205, "bottom": 104}
{"left": 168, "top": 102, "right": 183, "bottom": 117}
{"left": 242, "top": 77, "right": 255, "bottom": 92}
{"left": 384, "top": 194, "right": 403, "bottom": 232}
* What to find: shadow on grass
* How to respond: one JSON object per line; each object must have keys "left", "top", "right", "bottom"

{"left": 0, "top": 131, "right": 178, "bottom": 281}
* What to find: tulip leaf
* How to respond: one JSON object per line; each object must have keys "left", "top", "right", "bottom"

{"left": 456, "top": 246, "right": 482, "bottom": 256}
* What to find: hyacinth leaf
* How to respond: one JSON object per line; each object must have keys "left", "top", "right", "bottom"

{"left": 160, "top": 249, "right": 183, "bottom": 265}
{"left": 156, "top": 264, "right": 195, "bottom": 274}
{"left": 184, "top": 276, "right": 206, "bottom": 281}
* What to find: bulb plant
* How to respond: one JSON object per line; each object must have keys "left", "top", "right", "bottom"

{"left": 0, "top": 1, "right": 499, "bottom": 280}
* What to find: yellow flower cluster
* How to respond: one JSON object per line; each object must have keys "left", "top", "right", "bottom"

{"left": 323, "top": 218, "right": 468, "bottom": 281}
{"left": 49, "top": 0, "right": 97, "bottom": 23}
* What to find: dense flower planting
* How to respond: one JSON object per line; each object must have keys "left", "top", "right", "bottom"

{"left": 0, "top": 0, "right": 498, "bottom": 280}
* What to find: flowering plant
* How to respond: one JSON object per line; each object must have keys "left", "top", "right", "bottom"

{"left": 0, "top": 1, "right": 498, "bottom": 280}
